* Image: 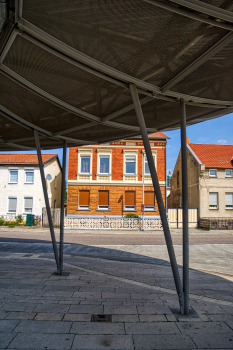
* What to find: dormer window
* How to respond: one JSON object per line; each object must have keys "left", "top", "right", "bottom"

{"left": 209, "top": 169, "right": 217, "bottom": 177}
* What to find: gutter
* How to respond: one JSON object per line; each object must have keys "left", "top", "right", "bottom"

{"left": 0, "top": 0, "right": 8, "bottom": 34}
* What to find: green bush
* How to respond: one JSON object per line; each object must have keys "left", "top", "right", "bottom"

{"left": 15, "top": 214, "right": 23, "bottom": 223}
{"left": 124, "top": 213, "right": 140, "bottom": 219}
{"left": 0, "top": 219, "right": 4, "bottom": 226}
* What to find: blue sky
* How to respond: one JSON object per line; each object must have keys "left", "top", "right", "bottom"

{"left": 165, "top": 112, "right": 233, "bottom": 174}
{"left": 1, "top": 112, "right": 232, "bottom": 179}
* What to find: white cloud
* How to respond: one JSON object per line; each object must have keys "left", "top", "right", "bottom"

{"left": 217, "top": 139, "right": 227, "bottom": 144}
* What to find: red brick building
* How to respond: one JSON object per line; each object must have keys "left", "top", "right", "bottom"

{"left": 67, "top": 132, "right": 169, "bottom": 217}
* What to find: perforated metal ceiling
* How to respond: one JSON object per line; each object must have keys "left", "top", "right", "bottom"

{"left": 0, "top": 0, "right": 233, "bottom": 150}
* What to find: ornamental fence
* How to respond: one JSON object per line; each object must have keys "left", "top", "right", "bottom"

{"left": 64, "top": 217, "right": 163, "bottom": 230}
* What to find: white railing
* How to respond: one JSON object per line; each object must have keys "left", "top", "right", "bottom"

{"left": 64, "top": 217, "right": 163, "bottom": 230}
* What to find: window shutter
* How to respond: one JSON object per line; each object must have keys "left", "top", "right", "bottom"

{"left": 25, "top": 197, "right": 33, "bottom": 208}
{"left": 9, "top": 198, "right": 17, "bottom": 212}
{"left": 145, "top": 192, "right": 154, "bottom": 207}
{"left": 226, "top": 193, "right": 233, "bottom": 206}
{"left": 79, "top": 191, "right": 90, "bottom": 206}
{"left": 125, "top": 191, "right": 135, "bottom": 206}
{"left": 99, "top": 191, "right": 109, "bottom": 206}
{"left": 209, "top": 193, "right": 217, "bottom": 206}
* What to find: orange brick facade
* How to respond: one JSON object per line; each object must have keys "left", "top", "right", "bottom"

{"left": 67, "top": 133, "right": 168, "bottom": 217}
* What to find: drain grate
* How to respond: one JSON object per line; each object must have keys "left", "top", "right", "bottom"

{"left": 91, "top": 314, "right": 112, "bottom": 322}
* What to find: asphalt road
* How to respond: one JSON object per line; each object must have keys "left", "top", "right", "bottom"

{"left": 0, "top": 227, "right": 233, "bottom": 245}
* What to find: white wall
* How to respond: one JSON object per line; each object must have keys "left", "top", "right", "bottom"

{"left": 0, "top": 158, "right": 62, "bottom": 217}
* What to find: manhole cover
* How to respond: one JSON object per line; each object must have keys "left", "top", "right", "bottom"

{"left": 91, "top": 314, "right": 112, "bottom": 322}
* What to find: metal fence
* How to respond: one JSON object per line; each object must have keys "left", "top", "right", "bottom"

{"left": 167, "top": 208, "right": 199, "bottom": 228}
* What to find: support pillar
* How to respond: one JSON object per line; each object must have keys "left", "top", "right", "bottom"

{"left": 130, "top": 84, "right": 184, "bottom": 313}
{"left": 58, "top": 140, "right": 67, "bottom": 275}
{"left": 34, "top": 130, "right": 59, "bottom": 271}
{"left": 180, "top": 100, "right": 189, "bottom": 314}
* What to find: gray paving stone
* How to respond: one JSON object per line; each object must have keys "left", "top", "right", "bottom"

{"left": 112, "top": 314, "right": 139, "bottom": 322}
{"left": 191, "top": 332, "right": 233, "bottom": 349}
{"left": 0, "top": 311, "right": 10, "bottom": 319}
{"left": 6, "top": 312, "right": 36, "bottom": 320}
{"left": 125, "top": 322, "right": 179, "bottom": 334}
{"left": 139, "top": 314, "right": 167, "bottom": 322}
{"left": 0, "top": 332, "right": 17, "bottom": 348}
{"left": 34, "top": 303, "right": 70, "bottom": 313}
{"left": 35, "top": 313, "right": 64, "bottom": 321}
{"left": 14, "top": 320, "right": 72, "bottom": 333}
{"left": 69, "top": 305, "right": 103, "bottom": 314}
{"left": 137, "top": 305, "right": 172, "bottom": 314}
{"left": 191, "top": 304, "right": 227, "bottom": 315}
{"left": 70, "top": 322, "right": 125, "bottom": 334}
{"left": 133, "top": 334, "right": 196, "bottom": 349}
{"left": 177, "top": 321, "right": 232, "bottom": 334}
{"left": 226, "top": 321, "right": 233, "bottom": 330}
{"left": 1, "top": 302, "right": 36, "bottom": 312}
{"left": 103, "top": 305, "right": 137, "bottom": 314}
{"left": 71, "top": 334, "right": 134, "bottom": 349}
{"left": 0, "top": 320, "right": 20, "bottom": 332}
{"left": 8, "top": 332, "right": 75, "bottom": 349}
{"left": 63, "top": 313, "right": 90, "bottom": 322}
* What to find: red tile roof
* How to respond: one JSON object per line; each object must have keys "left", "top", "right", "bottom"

{"left": 0, "top": 154, "right": 57, "bottom": 165}
{"left": 189, "top": 144, "right": 233, "bottom": 168}
{"left": 149, "top": 132, "right": 169, "bottom": 139}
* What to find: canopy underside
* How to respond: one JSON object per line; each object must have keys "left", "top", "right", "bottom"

{"left": 0, "top": 0, "right": 233, "bottom": 150}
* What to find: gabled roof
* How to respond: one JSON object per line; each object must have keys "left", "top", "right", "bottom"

{"left": 188, "top": 144, "right": 233, "bottom": 168}
{"left": 149, "top": 132, "right": 170, "bottom": 139}
{"left": 0, "top": 154, "right": 58, "bottom": 165}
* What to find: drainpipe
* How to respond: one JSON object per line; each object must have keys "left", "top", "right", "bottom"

{"left": 0, "top": 1, "right": 8, "bottom": 34}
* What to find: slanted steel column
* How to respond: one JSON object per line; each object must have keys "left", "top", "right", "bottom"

{"left": 58, "top": 140, "right": 67, "bottom": 275}
{"left": 34, "top": 130, "right": 59, "bottom": 271}
{"left": 130, "top": 84, "right": 184, "bottom": 313}
{"left": 180, "top": 100, "right": 189, "bottom": 314}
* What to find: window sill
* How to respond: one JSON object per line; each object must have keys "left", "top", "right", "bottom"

{"left": 8, "top": 182, "right": 18, "bottom": 184}
{"left": 24, "top": 182, "right": 34, "bottom": 184}
{"left": 209, "top": 207, "right": 218, "bottom": 210}
{"left": 225, "top": 208, "right": 233, "bottom": 210}
{"left": 76, "top": 208, "right": 91, "bottom": 211}
{"left": 144, "top": 209, "right": 157, "bottom": 212}
{"left": 7, "top": 212, "right": 16, "bottom": 214}
{"left": 96, "top": 209, "right": 111, "bottom": 212}
{"left": 123, "top": 209, "right": 137, "bottom": 212}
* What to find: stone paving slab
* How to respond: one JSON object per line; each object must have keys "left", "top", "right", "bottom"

{"left": 133, "top": 334, "right": 197, "bottom": 349}
{"left": 8, "top": 333, "right": 75, "bottom": 349}
{"left": 0, "top": 252, "right": 233, "bottom": 350}
{"left": 71, "top": 334, "right": 134, "bottom": 350}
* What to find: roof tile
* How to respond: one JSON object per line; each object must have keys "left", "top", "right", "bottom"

{"left": 0, "top": 154, "right": 57, "bottom": 164}
{"left": 189, "top": 144, "right": 233, "bottom": 168}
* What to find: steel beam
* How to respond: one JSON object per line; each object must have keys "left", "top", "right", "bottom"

{"left": 58, "top": 140, "right": 67, "bottom": 275}
{"left": 130, "top": 84, "right": 184, "bottom": 313}
{"left": 142, "top": 0, "right": 233, "bottom": 31}
{"left": 34, "top": 130, "right": 59, "bottom": 271}
{"left": 170, "top": 0, "right": 233, "bottom": 24}
{"left": 161, "top": 31, "right": 233, "bottom": 93}
{"left": 180, "top": 100, "right": 189, "bottom": 315}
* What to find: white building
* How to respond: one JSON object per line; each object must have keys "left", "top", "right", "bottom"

{"left": 0, "top": 154, "right": 62, "bottom": 219}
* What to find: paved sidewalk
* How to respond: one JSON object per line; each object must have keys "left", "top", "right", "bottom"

{"left": 1, "top": 251, "right": 233, "bottom": 349}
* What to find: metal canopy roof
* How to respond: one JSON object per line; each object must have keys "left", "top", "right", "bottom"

{"left": 0, "top": 0, "right": 233, "bottom": 150}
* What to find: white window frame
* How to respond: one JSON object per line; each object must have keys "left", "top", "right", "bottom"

{"left": 225, "top": 193, "right": 233, "bottom": 209}
{"left": 24, "top": 197, "right": 33, "bottom": 214}
{"left": 209, "top": 192, "right": 218, "bottom": 209}
{"left": 143, "top": 154, "right": 156, "bottom": 175}
{"left": 78, "top": 149, "right": 93, "bottom": 180}
{"left": 226, "top": 170, "right": 232, "bottom": 177}
{"left": 8, "top": 168, "right": 18, "bottom": 184}
{"left": 97, "top": 149, "right": 112, "bottom": 177}
{"left": 125, "top": 156, "right": 136, "bottom": 175}
{"left": 24, "top": 168, "right": 34, "bottom": 184}
{"left": 8, "top": 197, "right": 17, "bottom": 213}
{"left": 209, "top": 169, "right": 217, "bottom": 177}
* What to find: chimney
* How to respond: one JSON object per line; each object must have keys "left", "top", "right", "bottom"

{"left": 186, "top": 137, "right": 189, "bottom": 144}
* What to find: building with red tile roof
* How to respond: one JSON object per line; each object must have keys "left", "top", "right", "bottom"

{"left": 168, "top": 141, "right": 233, "bottom": 226}
{"left": 0, "top": 153, "right": 62, "bottom": 220}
